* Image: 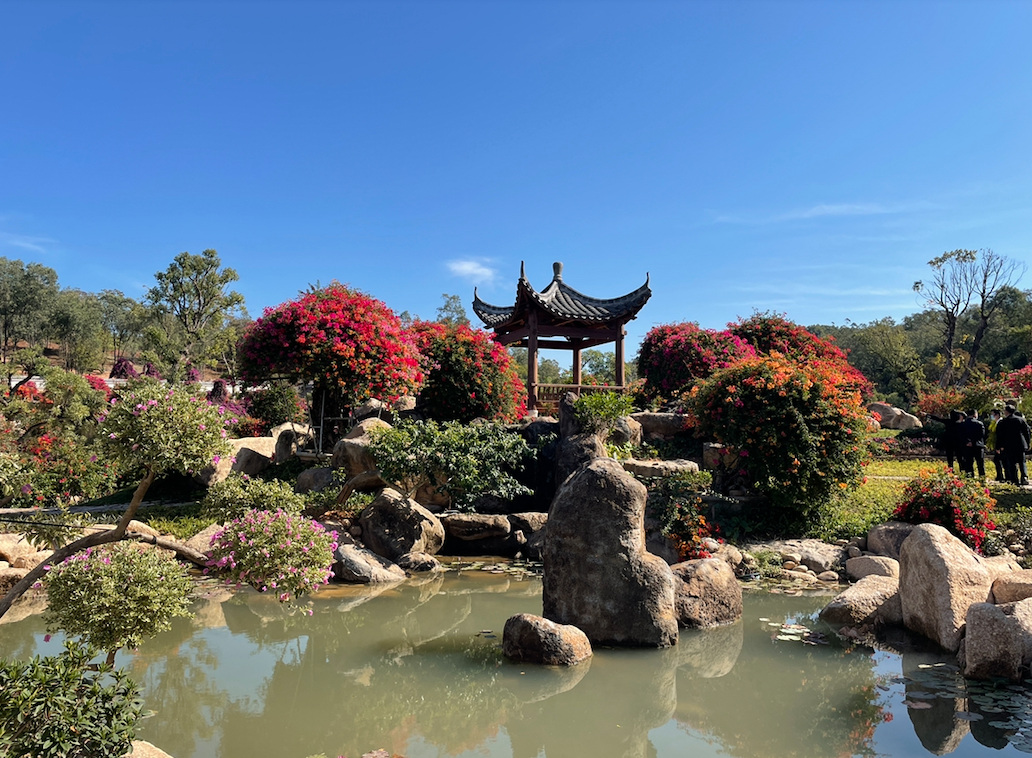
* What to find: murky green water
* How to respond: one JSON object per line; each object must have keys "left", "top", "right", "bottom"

{"left": 3, "top": 561, "right": 1032, "bottom": 758}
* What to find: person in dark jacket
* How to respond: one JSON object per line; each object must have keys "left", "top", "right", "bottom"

{"left": 957, "top": 409, "right": 986, "bottom": 478}
{"left": 996, "top": 405, "right": 1031, "bottom": 486}
{"left": 929, "top": 409, "right": 965, "bottom": 471}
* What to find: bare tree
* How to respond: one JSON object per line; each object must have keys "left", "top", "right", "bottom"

{"left": 914, "top": 249, "right": 977, "bottom": 388}
{"left": 959, "top": 249, "right": 1027, "bottom": 384}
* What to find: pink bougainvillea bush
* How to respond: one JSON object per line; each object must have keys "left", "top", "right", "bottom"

{"left": 636, "top": 322, "right": 756, "bottom": 404}
{"left": 1005, "top": 365, "right": 1032, "bottom": 396}
{"left": 409, "top": 320, "right": 526, "bottom": 423}
{"left": 236, "top": 283, "right": 423, "bottom": 407}
{"left": 892, "top": 467, "right": 996, "bottom": 553}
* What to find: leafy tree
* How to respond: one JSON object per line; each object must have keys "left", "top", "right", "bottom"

{"left": 99, "top": 289, "right": 146, "bottom": 363}
{"left": 914, "top": 249, "right": 978, "bottom": 387}
{"left": 410, "top": 320, "right": 525, "bottom": 422}
{"left": 0, "top": 257, "right": 59, "bottom": 361}
{"left": 48, "top": 288, "right": 105, "bottom": 372}
{"left": 435, "top": 293, "right": 470, "bottom": 326}
{"left": 145, "top": 249, "right": 245, "bottom": 381}
{"left": 958, "top": 249, "right": 1026, "bottom": 384}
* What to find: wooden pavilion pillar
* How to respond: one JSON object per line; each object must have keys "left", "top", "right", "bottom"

{"left": 526, "top": 310, "right": 539, "bottom": 413}
{"left": 571, "top": 341, "right": 582, "bottom": 386}
{"left": 615, "top": 327, "right": 626, "bottom": 387}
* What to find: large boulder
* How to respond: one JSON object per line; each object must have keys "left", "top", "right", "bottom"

{"left": 868, "top": 402, "right": 923, "bottom": 430}
{"left": 620, "top": 458, "right": 699, "bottom": 478}
{"left": 608, "top": 416, "right": 643, "bottom": 448}
{"left": 358, "top": 488, "right": 445, "bottom": 560}
{"left": 992, "top": 569, "right": 1032, "bottom": 603}
{"left": 294, "top": 466, "right": 336, "bottom": 494}
{"left": 196, "top": 437, "right": 276, "bottom": 485}
{"left": 629, "top": 412, "right": 689, "bottom": 441}
{"left": 542, "top": 457, "right": 679, "bottom": 648}
{"left": 670, "top": 558, "right": 743, "bottom": 628}
{"left": 331, "top": 418, "right": 392, "bottom": 476}
{"left": 440, "top": 513, "right": 511, "bottom": 541}
{"left": 555, "top": 432, "right": 605, "bottom": 485}
{"left": 819, "top": 574, "right": 902, "bottom": 628}
{"left": 867, "top": 521, "right": 917, "bottom": 560}
{"left": 845, "top": 555, "right": 899, "bottom": 581}
{"left": 502, "top": 613, "right": 593, "bottom": 666}
{"left": 959, "top": 600, "right": 1032, "bottom": 681}
{"left": 0, "top": 533, "right": 44, "bottom": 565}
{"left": 333, "top": 543, "right": 406, "bottom": 584}
{"left": 899, "top": 524, "right": 993, "bottom": 652}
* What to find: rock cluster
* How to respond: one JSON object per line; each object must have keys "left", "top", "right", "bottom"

{"left": 819, "top": 521, "right": 1032, "bottom": 680}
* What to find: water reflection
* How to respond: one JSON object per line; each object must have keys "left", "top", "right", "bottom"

{"left": 4, "top": 567, "right": 1032, "bottom": 758}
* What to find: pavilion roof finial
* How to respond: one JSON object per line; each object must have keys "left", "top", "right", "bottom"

{"left": 552, "top": 261, "right": 563, "bottom": 281}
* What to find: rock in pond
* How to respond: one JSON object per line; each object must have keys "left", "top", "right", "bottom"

{"left": 671, "top": 558, "right": 742, "bottom": 629}
{"left": 542, "top": 457, "right": 678, "bottom": 648}
{"left": 502, "top": 613, "right": 592, "bottom": 666}
{"left": 359, "top": 488, "right": 445, "bottom": 560}
{"left": 333, "top": 544, "right": 406, "bottom": 584}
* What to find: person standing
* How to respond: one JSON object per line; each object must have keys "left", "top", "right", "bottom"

{"left": 986, "top": 408, "right": 1004, "bottom": 482}
{"left": 997, "top": 405, "right": 1031, "bottom": 486}
{"left": 929, "top": 409, "right": 964, "bottom": 471}
{"left": 958, "top": 409, "right": 986, "bottom": 478}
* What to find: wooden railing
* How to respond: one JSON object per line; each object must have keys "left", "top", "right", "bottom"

{"left": 532, "top": 383, "right": 626, "bottom": 416}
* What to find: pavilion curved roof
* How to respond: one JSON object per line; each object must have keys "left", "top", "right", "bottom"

{"left": 473, "top": 261, "right": 651, "bottom": 330}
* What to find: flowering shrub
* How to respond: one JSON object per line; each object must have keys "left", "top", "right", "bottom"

{"left": 645, "top": 470, "right": 718, "bottom": 561}
{"left": 83, "top": 373, "right": 112, "bottom": 398}
{"left": 43, "top": 542, "right": 193, "bottom": 658}
{"left": 688, "top": 352, "right": 869, "bottom": 529}
{"left": 637, "top": 322, "right": 756, "bottom": 404}
{"left": 206, "top": 509, "right": 338, "bottom": 602}
{"left": 892, "top": 466, "right": 996, "bottom": 552}
{"left": 1006, "top": 365, "right": 1032, "bottom": 395}
{"left": 914, "top": 379, "right": 1008, "bottom": 419}
{"left": 409, "top": 321, "right": 525, "bottom": 422}
{"left": 237, "top": 283, "right": 423, "bottom": 407}
{"left": 201, "top": 472, "right": 310, "bottom": 523}
{"left": 109, "top": 357, "right": 139, "bottom": 380}
{"left": 100, "top": 379, "right": 232, "bottom": 477}
{"left": 729, "top": 313, "right": 872, "bottom": 397}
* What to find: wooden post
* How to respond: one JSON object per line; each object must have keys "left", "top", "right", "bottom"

{"left": 572, "top": 342, "right": 582, "bottom": 387}
{"left": 527, "top": 310, "right": 539, "bottom": 414}
{"left": 615, "top": 327, "right": 626, "bottom": 388}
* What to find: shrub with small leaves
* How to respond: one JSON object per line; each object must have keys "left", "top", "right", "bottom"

{"left": 43, "top": 542, "right": 193, "bottom": 659}
{"left": 643, "top": 470, "right": 717, "bottom": 561}
{"left": 368, "top": 419, "right": 532, "bottom": 510}
{"left": 201, "top": 472, "right": 309, "bottom": 523}
{"left": 0, "top": 640, "right": 143, "bottom": 758}
{"left": 206, "top": 509, "right": 338, "bottom": 602}
{"left": 893, "top": 466, "right": 997, "bottom": 552}
{"left": 573, "top": 390, "right": 634, "bottom": 435}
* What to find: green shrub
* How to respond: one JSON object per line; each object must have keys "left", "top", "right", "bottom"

{"left": 643, "top": 471, "right": 717, "bottom": 561}
{"left": 573, "top": 391, "right": 634, "bottom": 435}
{"left": 892, "top": 466, "right": 997, "bottom": 552}
{"left": 43, "top": 542, "right": 193, "bottom": 661}
{"left": 0, "top": 641, "right": 143, "bottom": 758}
{"left": 206, "top": 509, "right": 338, "bottom": 602}
{"left": 367, "top": 419, "right": 532, "bottom": 510}
{"left": 243, "top": 381, "right": 306, "bottom": 435}
{"left": 201, "top": 472, "right": 310, "bottom": 523}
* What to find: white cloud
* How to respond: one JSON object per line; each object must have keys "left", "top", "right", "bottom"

{"left": 447, "top": 258, "right": 497, "bottom": 286}
{"left": 714, "top": 200, "right": 936, "bottom": 225}
{"left": 0, "top": 232, "right": 55, "bottom": 255}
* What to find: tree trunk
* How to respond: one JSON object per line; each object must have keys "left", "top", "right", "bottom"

{"left": 0, "top": 467, "right": 157, "bottom": 620}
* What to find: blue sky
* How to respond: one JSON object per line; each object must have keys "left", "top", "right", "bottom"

{"left": 2, "top": 0, "right": 1030, "bottom": 356}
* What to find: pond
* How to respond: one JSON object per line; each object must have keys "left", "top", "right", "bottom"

{"left": 3, "top": 560, "right": 1032, "bottom": 758}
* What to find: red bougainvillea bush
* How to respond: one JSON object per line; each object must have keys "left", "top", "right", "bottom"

{"left": 237, "top": 283, "right": 423, "bottom": 407}
{"left": 636, "top": 322, "right": 756, "bottom": 405}
{"left": 688, "top": 351, "right": 869, "bottom": 531}
{"left": 728, "top": 312, "right": 872, "bottom": 398}
{"left": 1005, "top": 365, "right": 1032, "bottom": 396}
{"left": 409, "top": 321, "right": 526, "bottom": 423}
{"left": 893, "top": 467, "right": 996, "bottom": 552}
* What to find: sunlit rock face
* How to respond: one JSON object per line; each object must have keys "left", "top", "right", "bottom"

{"left": 542, "top": 457, "right": 678, "bottom": 648}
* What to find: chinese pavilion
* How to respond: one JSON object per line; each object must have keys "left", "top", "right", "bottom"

{"left": 472, "top": 261, "right": 651, "bottom": 415}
